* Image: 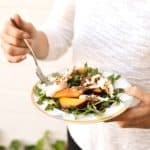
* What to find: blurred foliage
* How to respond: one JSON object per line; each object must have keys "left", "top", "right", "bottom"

{"left": 0, "top": 131, "right": 66, "bottom": 150}
{"left": 0, "top": 146, "right": 6, "bottom": 150}
{"left": 9, "top": 140, "right": 23, "bottom": 150}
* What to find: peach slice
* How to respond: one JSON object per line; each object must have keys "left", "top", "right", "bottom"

{"left": 77, "top": 68, "right": 85, "bottom": 74}
{"left": 53, "top": 88, "right": 83, "bottom": 98}
{"left": 93, "top": 88, "right": 101, "bottom": 93}
{"left": 59, "top": 97, "right": 87, "bottom": 109}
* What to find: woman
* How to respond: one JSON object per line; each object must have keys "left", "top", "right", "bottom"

{"left": 0, "top": 0, "right": 150, "bottom": 149}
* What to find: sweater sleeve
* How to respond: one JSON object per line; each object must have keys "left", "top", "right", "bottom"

{"left": 40, "top": 0, "right": 75, "bottom": 60}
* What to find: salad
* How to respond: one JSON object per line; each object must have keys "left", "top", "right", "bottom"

{"left": 33, "top": 63, "right": 125, "bottom": 118}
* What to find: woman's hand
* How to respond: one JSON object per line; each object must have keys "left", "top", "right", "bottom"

{"left": 110, "top": 86, "right": 150, "bottom": 129}
{"left": 0, "top": 14, "right": 49, "bottom": 62}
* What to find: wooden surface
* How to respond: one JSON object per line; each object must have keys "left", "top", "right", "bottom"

{"left": 0, "top": 0, "right": 72, "bottom": 145}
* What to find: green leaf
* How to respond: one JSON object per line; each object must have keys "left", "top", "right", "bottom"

{"left": 9, "top": 140, "right": 23, "bottom": 150}
{"left": 96, "top": 101, "right": 114, "bottom": 112}
{"left": 45, "top": 104, "right": 55, "bottom": 111}
{"left": 85, "top": 67, "right": 101, "bottom": 77}
{"left": 45, "top": 99, "right": 60, "bottom": 111}
{"left": 108, "top": 74, "right": 121, "bottom": 84}
{"left": 34, "top": 131, "right": 52, "bottom": 150}
{"left": 25, "top": 145, "right": 35, "bottom": 150}
{"left": 84, "top": 64, "right": 101, "bottom": 77}
{"left": 51, "top": 72, "right": 61, "bottom": 78}
{"left": 37, "top": 94, "right": 47, "bottom": 105}
{"left": 64, "top": 102, "right": 101, "bottom": 117}
{"left": 34, "top": 139, "right": 44, "bottom": 150}
{"left": 113, "top": 88, "right": 124, "bottom": 95}
{"left": 34, "top": 86, "right": 43, "bottom": 96}
{"left": 84, "top": 62, "right": 88, "bottom": 69}
{"left": 52, "top": 140, "right": 66, "bottom": 150}
{"left": 67, "top": 74, "right": 81, "bottom": 87}
{"left": 0, "top": 146, "right": 6, "bottom": 150}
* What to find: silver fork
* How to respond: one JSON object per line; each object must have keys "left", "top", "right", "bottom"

{"left": 11, "top": 18, "right": 50, "bottom": 84}
{"left": 23, "top": 39, "right": 50, "bottom": 84}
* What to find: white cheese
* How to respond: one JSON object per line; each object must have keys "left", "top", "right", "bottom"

{"left": 83, "top": 74, "right": 114, "bottom": 94}
{"left": 97, "top": 77, "right": 107, "bottom": 89}
{"left": 39, "top": 82, "right": 67, "bottom": 97}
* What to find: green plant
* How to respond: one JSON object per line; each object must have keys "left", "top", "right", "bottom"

{"left": 0, "top": 131, "right": 66, "bottom": 150}
{"left": 9, "top": 140, "right": 23, "bottom": 150}
{"left": 0, "top": 146, "right": 6, "bottom": 150}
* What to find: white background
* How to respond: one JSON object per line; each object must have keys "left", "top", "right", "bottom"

{"left": 0, "top": 0, "right": 71, "bottom": 145}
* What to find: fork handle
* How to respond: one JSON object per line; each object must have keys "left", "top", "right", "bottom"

{"left": 23, "top": 39, "right": 39, "bottom": 67}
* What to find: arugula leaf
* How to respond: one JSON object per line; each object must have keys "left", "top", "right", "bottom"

{"left": 45, "top": 104, "right": 56, "bottom": 111}
{"left": 37, "top": 94, "right": 47, "bottom": 105}
{"left": 34, "top": 85, "right": 59, "bottom": 105}
{"left": 85, "top": 103, "right": 100, "bottom": 114}
{"left": 97, "top": 101, "right": 114, "bottom": 112}
{"left": 34, "top": 86, "right": 43, "bottom": 97}
{"left": 64, "top": 102, "right": 100, "bottom": 116}
{"left": 67, "top": 73, "right": 81, "bottom": 87}
{"left": 84, "top": 63, "right": 101, "bottom": 77}
{"left": 108, "top": 74, "right": 121, "bottom": 84}
{"left": 100, "top": 89, "right": 110, "bottom": 98}
{"left": 45, "top": 100, "right": 60, "bottom": 111}
{"left": 113, "top": 88, "right": 124, "bottom": 95}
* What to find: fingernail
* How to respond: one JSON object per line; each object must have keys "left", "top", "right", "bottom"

{"left": 23, "top": 33, "right": 30, "bottom": 38}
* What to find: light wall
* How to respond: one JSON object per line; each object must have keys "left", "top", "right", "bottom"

{"left": 0, "top": 0, "right": 71, "bottom": 145}
{"left": 0, "top": 0, "right": 53, "bottom": 28}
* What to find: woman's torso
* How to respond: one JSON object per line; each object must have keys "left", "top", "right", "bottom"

{"left": 69, "top": 0, "right": 150, "bottom": 150}
{"left": 72, "top": 0, "right": 150, "bottom": 91}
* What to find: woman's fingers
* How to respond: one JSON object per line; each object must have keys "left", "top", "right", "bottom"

{"left": 108, "top": 105, "right": 150, "bottom": 122}
{"left": 126, "top": 86, "right": 147, "bottom": 102}
{"left": 4, "top": 20, "right": 30, "bottom": 39}
{"left": 1, "top": 40, "right": 28, "bottom": 56}
{"left": 13, "top": 14, "right": 36, "bottom": 35}
{"left": 0, "top": 14, "right": 39, "bottom": 63}
{"left": 5, "top": 53, "right": 26, "bottom": 63}
{"left": 118, "top": 116, "right": 150, "bottom": 129}
{"left": 1, "top": 33, "right": 26, "bottom": 47}
{"left": 106, "top": 86, "right": 150, "bottom": 128}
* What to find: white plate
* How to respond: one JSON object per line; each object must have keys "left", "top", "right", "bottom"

{"left": 31, "top": 71, "right": 135, "bottom": 124}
